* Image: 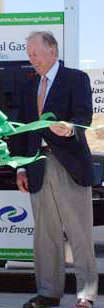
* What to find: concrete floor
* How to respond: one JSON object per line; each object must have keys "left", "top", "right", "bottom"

{"left": 0, "top": 226, "right": 104, "bottom": 308}
{"left": 0, "top": 293, "right": 104, "bottom": 308}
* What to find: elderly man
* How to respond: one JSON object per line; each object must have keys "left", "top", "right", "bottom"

{"left": 16, "top": 31, "right": 98, "bottom": 308}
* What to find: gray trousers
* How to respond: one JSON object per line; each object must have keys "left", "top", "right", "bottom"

{"left": 30, "top": 153, "right": 98, "bottom": 301}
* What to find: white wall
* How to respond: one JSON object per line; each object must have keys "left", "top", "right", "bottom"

{"left": 4, "top": 0, "right": 64, "bottom": 13}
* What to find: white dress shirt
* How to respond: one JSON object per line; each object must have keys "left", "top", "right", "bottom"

{"left": 17, "top": 61, "right": 59, "bottom": 173}
{"left": 38, "top": 60, "right": 59, "bottom": 105}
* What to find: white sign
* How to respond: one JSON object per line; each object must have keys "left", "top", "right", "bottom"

{"left": 85, "top": 68, "right": 104, "bottom": 114}
{"left": 0, "top": 190, "right": 34, "bottom": 260}
{"left": 0, "top": 12, "right": 64, "bottom": 61}
{"left": 85, "top": 69, "right": 104, "bottom": 153}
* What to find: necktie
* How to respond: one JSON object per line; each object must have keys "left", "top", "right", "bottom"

{"left": 37, "top": 76, "right": 47, "bottom": 117}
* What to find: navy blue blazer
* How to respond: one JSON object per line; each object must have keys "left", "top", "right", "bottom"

{"left": 15, "top": 64, "right": 93, "bottom": 192}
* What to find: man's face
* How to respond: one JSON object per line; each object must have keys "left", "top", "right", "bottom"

{"left": 27, "top": 36, "right": 57, "bottom": 76}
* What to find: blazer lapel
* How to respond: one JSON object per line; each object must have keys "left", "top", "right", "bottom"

{"left": 42, "top": 64, "right": 63, "bottom": 114}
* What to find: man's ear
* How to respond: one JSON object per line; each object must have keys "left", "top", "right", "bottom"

{"left": 50, "top": 46, "right": 56, "bottom": 57}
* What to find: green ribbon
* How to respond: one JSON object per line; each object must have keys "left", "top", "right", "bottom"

{"left": 0, "top": 151, "right": 46, "bottom": 168}
{"left": 0, "top": 111, "right": 57, "bottom": 168}
{"left": 0, "top": 110, "right": 104, "bottom": 168}
{"left": 72, "top": 123, "right": 104, "bottom": 130}
{"left": 0, "top": 111, "right": 57, "bottom": 138}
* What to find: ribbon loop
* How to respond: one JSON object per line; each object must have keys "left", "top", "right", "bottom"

{"left": 0, "top": 110, "right": 104, "bottom": 168}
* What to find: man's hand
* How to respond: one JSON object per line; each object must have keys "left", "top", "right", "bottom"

{"left": 17, "top": 171, "right": 28, "bottom": 192}
{"left": 95, "top": 129, "right": 104, "bottom": 140}
{"left": 50, "top": 121, "right": 73, "bottom": 137}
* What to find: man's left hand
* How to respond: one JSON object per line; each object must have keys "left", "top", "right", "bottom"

{"left": 50, "top": 121, "right": 73, "bottom": 137}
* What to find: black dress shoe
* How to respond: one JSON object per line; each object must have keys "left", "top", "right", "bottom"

{"left": 23, "top": 295, "right": 60, "bottom": 308}
{"left": 76, "top": 299, "right": 93, "bottom": 307}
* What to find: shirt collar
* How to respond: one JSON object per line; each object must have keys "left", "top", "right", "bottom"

{"left": 42, "top": 60, "right": 59, "bottom": 83}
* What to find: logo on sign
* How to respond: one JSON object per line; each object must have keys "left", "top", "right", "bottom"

{"left": 0, "top": 206, "right": 27, "bottom": 222}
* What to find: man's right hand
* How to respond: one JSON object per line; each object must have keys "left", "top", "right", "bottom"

{"left": 16, "top": 171, "right": 28, "bottom": 192}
